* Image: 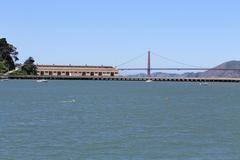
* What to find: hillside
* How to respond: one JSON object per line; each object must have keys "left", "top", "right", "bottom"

{"left": 198, "top": 60, "right": 240, "bottom": 78}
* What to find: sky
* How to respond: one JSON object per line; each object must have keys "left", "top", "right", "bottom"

{"left": 1, "top": 0, "right": 240, "bottom": 69}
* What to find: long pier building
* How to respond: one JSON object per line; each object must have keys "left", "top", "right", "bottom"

{"left": 36, "top": 65, "right": 119, "bottom": 77}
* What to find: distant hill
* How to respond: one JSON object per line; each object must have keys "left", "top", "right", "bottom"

{"left": 127, "top": 60, "right": 240, "bottom": 78}
{"left": 197, "top": 60, "right": 240, "bottom": 78}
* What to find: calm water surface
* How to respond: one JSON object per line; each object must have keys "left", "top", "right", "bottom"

{"left": 0, "top": 80, "right": 240, "bottom": 160}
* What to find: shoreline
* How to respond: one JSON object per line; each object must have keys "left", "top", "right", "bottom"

{"left": 1, "top": 75, "right": 240, "bottom": 83}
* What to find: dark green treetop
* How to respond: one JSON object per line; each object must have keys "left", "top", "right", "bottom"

{"left": 0, "top": 38, "right": 19, "bottom": 73}
{"left": 21, "top": 57, "right": 37, "bottom": 75}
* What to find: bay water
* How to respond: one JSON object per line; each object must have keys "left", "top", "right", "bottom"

{"left": 0, "top": 80, "right": 240, "bottom": 159}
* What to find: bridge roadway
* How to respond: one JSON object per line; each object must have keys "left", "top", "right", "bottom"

{"left": 2, "top": 75, "right": 240, "bottom": 83}
{"left": 118, "top": 68, "right": 240, "bottom": 71}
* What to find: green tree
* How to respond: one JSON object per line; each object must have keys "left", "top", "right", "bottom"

{"left": 0, "top": 38, "right": 19, "bottom": 73}
{"left": 21, "top": 57, "right": 37, "bottom": 75}
{"left": 0, "top": 60, "right": 8, "bottom": 73}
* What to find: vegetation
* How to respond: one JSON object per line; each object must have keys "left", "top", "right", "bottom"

{"left": 21, "top": 57, "right": 37, "bottom": 75}
{"left": 0, "top": 60, "right": 9, "bottom": 73}
{"left": 0, "top": 37, "right": 37, "bottom": 75}
{"left": 0, "top": 38, "right": 19, "bottom": 73}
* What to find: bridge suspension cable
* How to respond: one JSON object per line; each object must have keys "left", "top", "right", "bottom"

{"left": 151, "top": 51, "right": 203, "bottom": 68}
{"left": 115, "top": 52, "right": 146, "bottom": 68}
{"left": 116, "top": 50, "right": 205, "bottom": 69}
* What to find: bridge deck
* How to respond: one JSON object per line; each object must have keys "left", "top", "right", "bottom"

{"left": 2, "top": 75, "right": 240, "bottom": 83}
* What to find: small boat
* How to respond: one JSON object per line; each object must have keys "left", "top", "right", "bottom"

{"left": 36, "top": 79, "right": 48, "bottom": 83}
{"left": 199, "top": 82, "right": 208, "bottom": 86}
{"left": 145, "top": 79, "right": 153, "bottom": 83}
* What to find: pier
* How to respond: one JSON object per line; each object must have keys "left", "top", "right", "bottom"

{"left": 1, "top": 50, "right": 240, "bottom": 83}
{"left": 3, "top": 75, "right": 240, "bottom": 83}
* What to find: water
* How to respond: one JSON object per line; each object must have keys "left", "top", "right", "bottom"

{"left": 0, "top": 80, "right": 240, "bottom": 159}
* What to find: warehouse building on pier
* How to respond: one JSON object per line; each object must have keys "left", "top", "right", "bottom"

{"left": 37, "top": 65, "right": 119, "bottom": 77}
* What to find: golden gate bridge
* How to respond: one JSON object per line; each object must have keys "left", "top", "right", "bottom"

{"left": 116, "top": 50, "right": 240, "bottom": 76}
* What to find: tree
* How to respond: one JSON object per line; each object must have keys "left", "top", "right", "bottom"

{"left": 21, "top": 57, "right": 37, "bottom": 75}
{"left": 0, "top": 38, "right": 19, "bottom": 73}
{"left": 0, "top": 60, "right": 8, "bottom": 73}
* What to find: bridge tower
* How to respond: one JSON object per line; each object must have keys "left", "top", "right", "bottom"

{"left": 147, "top": 49, "right": 151, "bottom": 77}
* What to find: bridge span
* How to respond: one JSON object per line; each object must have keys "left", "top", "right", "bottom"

{"left": 118, "top": 68, "right": 240, "bottom": 71}
{"left": 116, "top": 50, "right": 240, "bottom": 75}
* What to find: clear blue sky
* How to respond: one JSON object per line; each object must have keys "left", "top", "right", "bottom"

{"left": 1, "top": 0, "right": 240, "bottom": 68}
